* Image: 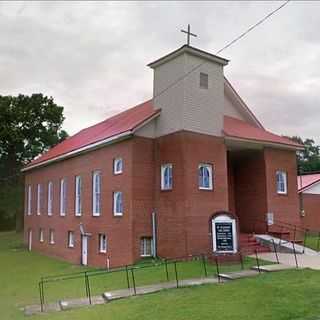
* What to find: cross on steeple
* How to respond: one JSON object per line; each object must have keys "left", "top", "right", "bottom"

{"left": 181, "top": 24, "right": 197, "bottom": 46}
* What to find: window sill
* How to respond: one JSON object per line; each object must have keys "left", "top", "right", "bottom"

{"left": 199, "top": 187, "right": 213, "bottom": 191}
{"left": 140, "top": 254, "right": 152, "bottom": 258}
{"left": 114, "top": 213, "right": 123, "bottom": 217}
{"left": 277, "top": 192, "right": 288, "bottom": 196}
{"left": 160, "top": 188, "right": 173, "bottom": 192}
{"left": 92, "top": 213, "right": 101, "bottom": 217}
{"left": 68, "top": 246, "right": 75, "bottom": 249}
{"left": 99, "top": 251, "right": 107, "bottom": 254}
{"left": 114, "top": 171, "right": 123, "bottom": 175}
{"left": 49, "top": 242, "right": 55, "bottom": 245}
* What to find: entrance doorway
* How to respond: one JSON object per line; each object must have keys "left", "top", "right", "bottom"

{"left": 81, "top": 235, "right": 88, "bottom": 266}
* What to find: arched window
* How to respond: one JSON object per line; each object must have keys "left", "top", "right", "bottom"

{"left": 48, "top": 181, "right": 53, "bottom": 216}
{"left": 161, "top": 164, "right": 173, "bottom": 190}
{"left": 114, "top": 158, "right": 123, "bottom": 174}
{"left": 60, "top": 178, "right": 67, "bottom": 216}
{"left": 276, "top": 170, "right": 287, "bottom": 194}
{"left": 199, "top": 164, "right": 213, "bottom": 190}
{"left": 92, "top": 171, "right": 101, "bottom": 216}
{"left": 75, "top": 176, "right": 82, "bottom": 216}
{"left": 113, "top": 191, "right": 123, "bottom": 216}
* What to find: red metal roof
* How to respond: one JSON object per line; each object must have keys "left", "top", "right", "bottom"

{"left": 26, "top": 100, "right": 160, "bottom": 168}
{"left": 297, "top": 174, "right": 320, "bottom": 193}
{"left": 223, "top": 116, "right": 303, "bottom": 149}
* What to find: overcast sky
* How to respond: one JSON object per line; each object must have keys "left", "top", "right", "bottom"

{"left": 1, "top": 1, "right": 319, "bottom": 142}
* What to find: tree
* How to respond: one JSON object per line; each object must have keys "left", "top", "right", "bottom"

{"left": 284, "top": 136, "right": 320, "bottom": 173}
{"left": 0, "top": 94, "right": 68, "bottom": 231}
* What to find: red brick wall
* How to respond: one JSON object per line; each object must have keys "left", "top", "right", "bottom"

{"left": 24, "top": 139, "right": 136, "bottom": 268}
{"left": 264, "top": 148, "right": 301, "bottom": 229}
{"left": 155, "top": 131, "right": 229, "bottom": 258}
{"left": 131, "top": 137, "right": 155, "bottom": 260}
{"left": 233, "top": 150, "right": 268, "bottom": 233}
{"left": 301, "top": 193, "right": 320, "bottom": 231}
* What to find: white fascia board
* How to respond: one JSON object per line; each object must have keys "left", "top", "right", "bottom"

{"left": 224, "top": 136, "right": 304, "bottom": 151}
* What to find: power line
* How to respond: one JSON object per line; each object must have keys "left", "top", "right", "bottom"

{"left": 153, "top": 1, "right": 290, "bottom": 101}
{"left": 216, "top": 0, "right": 290, "bottom": 54}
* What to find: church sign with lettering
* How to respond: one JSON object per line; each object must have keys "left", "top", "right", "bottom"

{"left": 212, "top": 213, "right": 237, "bottom": 253}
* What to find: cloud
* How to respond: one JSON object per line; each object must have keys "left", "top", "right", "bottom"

{"left": 0, "top": 1, "right": 319, "bottom": 143}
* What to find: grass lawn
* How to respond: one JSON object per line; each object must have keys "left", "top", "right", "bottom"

{"left": 2, "top": 231, "right": 320, "bottom": 320}
{"left": 304, "top": 233, "right": 320, "bottom": 251}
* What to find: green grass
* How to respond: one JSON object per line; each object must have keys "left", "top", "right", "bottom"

{"left": 2, "top": 231, "right": 320, "bottom": 320}
{"left": 304, "top": 234, "right": 320, "bottom": 251}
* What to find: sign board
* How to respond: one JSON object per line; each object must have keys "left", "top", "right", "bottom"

{"left": 215, "top": 222, "right": 234, "bottom": 251}
{"left": 212, "top": 214, "right": 237, "bottom": 253}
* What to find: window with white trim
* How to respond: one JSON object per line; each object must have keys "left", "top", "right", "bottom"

{"left": 75, "top": 176, "right": 82, "bottom": 216}
{"left": 113, "top": 158, "right": 123, "bottom": 175}
{"left": 37, "top": 184, "right": 42, "bottom": 215}
{"left": 60, "top": 178, "right": 67, "bottom": 216}
{"left": 199, "top": 164, "right": 213, "bottom": 190}
{"left": 68, "top": 231, "right": 75, "bottom": 248}
{"left": 92, "top": 171, "right": 101, "bottom": 216}
{"left": 99, "top": 234, "right": 107, "bottom": 253}
{"left": 49, "top": 229, "right": 55, "bottom": 244}
{"left": 113, "top": 191, "right": 123, "bottom": 216}
{"left": 161, "top": 164, "right": 173, "bottom": 190}
{"left": 276, "top": 170, "right": 287, "bottom": 194}
{"left": 27, "top": 185, "right": 32, "bottom": 215}
{"left": 39, "top": 228, "right": 44, "bottom": 243}
{"left": 140, "top": 237, "right": 153, "bottom": 257}
{"left": 48, "top": 181, "right": 53, "bottom": 216}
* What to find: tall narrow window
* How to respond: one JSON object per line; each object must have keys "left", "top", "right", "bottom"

{"left": 140, "top": 237, "right": 153, "bottom": 257}
{"left": 27, "top": 185, "right": 32, "bottom": 215}
{"left": 199, "top": 164, "right": 213, "bottom": 190}
{"left": 68, "top": 231, "right": 75, "bottom": 248}
{"left": 60, "top": 178, "right": 67, "bottom": 216}
{"left": 113, "top": 191, "right": 123, "bottom": 216}
{"left": 37, "top": 184, "right": 42, "bottom": 215}
{"left": 48, "top": 181, "right": 53, "bottom": 216}
{"left": 39, "top": 228, "right": 44, "bottom": 243}
{"left": 113, "top": 158, "right": 123, "bottom": 174}
{"left": 49, "top": 229, "right": 55, "bottom": 244}
{"left": 99, "top": 234, "right": 107, "bottom": 253}
{"left": 276, "top": 170, "right": 287, "bottom": 194}
{"left": 75, "top": 176, "right": 82, "bottom": 216}
{"left": 92, "top": 171, "right": 101, "bottom": 216}
{"left": 161, "top": 164, "right": 173, "bottom": 190}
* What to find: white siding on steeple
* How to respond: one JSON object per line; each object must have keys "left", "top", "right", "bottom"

{"left": 152, "top": 51, "right": 225, "bottom": 138}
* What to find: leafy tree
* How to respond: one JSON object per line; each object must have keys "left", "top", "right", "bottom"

{"left": 0, "top": 94, "right": 68, "bottom": 231}
{"left": 284, "top": 136, "right": 320, "bottom": 173}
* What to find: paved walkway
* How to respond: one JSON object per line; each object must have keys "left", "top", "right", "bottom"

{"left": 23, "top": 263, "right": 297, "bottom": 316}
{"left": 254, "top": 252, "right": 320, "bottom": 270}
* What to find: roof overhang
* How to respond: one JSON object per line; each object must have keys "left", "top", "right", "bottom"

{"left": 148, "top": 45, "right": 229, "bottom": 69}
{"left": 22, "top": 110, "right": 161, "bottom": 173}
{"left": 298, "top": 179, "right": 320, "bottom": 193}
{"left": 224, "top": 135, "right": 305, "bottom": 152}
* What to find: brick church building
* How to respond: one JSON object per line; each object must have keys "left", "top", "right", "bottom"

{"left": 23, "top": 45, "right": 303, "bottom": 268}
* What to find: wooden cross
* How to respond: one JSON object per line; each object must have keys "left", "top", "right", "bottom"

{"left": 181, "top": 24, "right": 197, "bottom": 46}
